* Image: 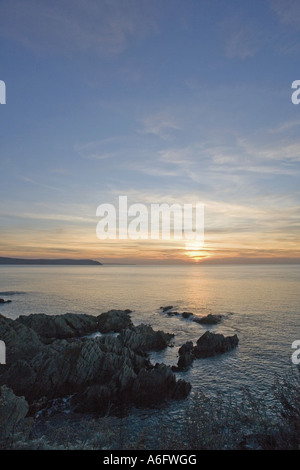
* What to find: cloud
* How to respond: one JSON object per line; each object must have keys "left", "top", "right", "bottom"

{"left": 269, "top": 120, "right": 300, "bottom": 134}
{"left": 139, "top": 113, "right": 181, "bottom": 139}
{"left": 19, "top": 176, "right": 64, "bottom": 192}
{"left": 0, "top": 0, "right": 158, "bottom": 56}
{"left": 270, "top": 0, "right": 300, "bottom": 28}
{"left": 221, "top": 15, "right": 261, "bottom": 59}
{"left": 75, "top": 141, "right": 118, "bottom": 160}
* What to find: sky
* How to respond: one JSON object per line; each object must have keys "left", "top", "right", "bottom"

{"left": 0, "top": 0, "right": 300, "bottom": 264}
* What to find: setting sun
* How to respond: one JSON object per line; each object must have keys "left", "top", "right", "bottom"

{"left": 185, "top": 241, "right": 209, "bottom": 261}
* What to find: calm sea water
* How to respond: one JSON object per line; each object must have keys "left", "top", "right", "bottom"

{"left": 0, "top": 264, "right": 299, "bottom": 422}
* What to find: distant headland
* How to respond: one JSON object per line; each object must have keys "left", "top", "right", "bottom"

{"left": 0, "top": 257, "right": 102, "bottom": 266}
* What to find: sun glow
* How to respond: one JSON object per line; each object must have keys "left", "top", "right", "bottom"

{"left": 185, "top": 241, "right": 210, "bottom": 262}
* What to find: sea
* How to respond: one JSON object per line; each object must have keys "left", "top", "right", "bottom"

{"left": 0, "top": 264, "right": 299, "bottom": 435}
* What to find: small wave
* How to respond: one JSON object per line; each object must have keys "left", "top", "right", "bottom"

{"left": 0, "top": 291, "right": 27, "bottom": 296}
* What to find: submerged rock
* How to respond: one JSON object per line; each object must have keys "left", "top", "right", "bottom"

{"left": 160, "top": 306, "right": 174, "bottom": 312}
{"left": 0, "top": 299, "right": 12, "bottom": 304}
{"left": 193, "top": 314, "right": 222, "bottom": 325}
{"left": 161, "top": 309, "right": 194, "bottom": 319}
{"left": 181, "top": 312, "right": 194, "bottom": 319}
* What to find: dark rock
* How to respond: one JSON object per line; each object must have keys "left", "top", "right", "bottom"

{"left": 0, "top": 299, "right": 12, "bottom": 304}
{"left": 16, "top": 310, "right": 133, "bottom": 342}
{"left": 97, "top": 309, "right": 133, "bottom": 333}
{"left": 193, "top": 314, "right": 222, "bottom": 325}
{"left": 131, "top": 363, "right": 189, "bottom": 407}
{"left": 74, "top": 385, "right": 112, "bottom": 414}
{"left": 161, "top": 309, "right": 193, "bottom": 319}
{"left": 178, "top": 341, "right": 194, "bottom": 355}
{"left": 120, "top": 324, "right": 174, "bottom": 352}
{"left": 177, "top": 353, "right": 194, "bottom": 370}
{"left": 193, "top": 331, "right": 239, "bottom": 358}
{"left": 181, "top": 311, "right": 194, "bottom": 319}
{"left": 172, "top": 379, "right": 192, "bottom": 399}
{"left": 17, "top": 313, "right": 100, "bottom": 342}
{"left": 177, "top": 341, "right": 194, "bottom": 371}
{"left": 0, "top": 385, "right": 28, "bottom": 441}
{"left": 160, "top": 306, "right": 173, "bottom": 312}
{"left": 0, "top": 314, "right": 44, "bottom": 363}
{"left": 0, "top": 314, "right": 190, "bottom": 415}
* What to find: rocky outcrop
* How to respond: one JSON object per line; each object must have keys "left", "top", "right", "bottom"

{"left": 0, "top": 386, "right": 28, "bottom": 441}
{"left": 193, "top": 331, "right": 239, "bottom": 358}
{"left": 0, "top": 314, "right": 44, "bottom": 363}
{"left": 177, "top": 341, "right": 194, "bottom": 370}
{"left": 193, "top": 314, "right": 222, "bottom": 325}
{"left": 16, "top": 313, "right": 99, "bottom": 342}
{"left": 97, "top": 309, "right": 133, "bottom": 333}
{"left": 16, "top": 309, "right": 133, "bottom": 342}
{"left": 120, "top": 324, "right": 174, "bottom": 352}
{"left": 0, "top": 312, "right": 190, "bottom": 415}
{"left": 0, "top": 299, "right": 12, "bottom": 304}
{"left": 75, "top": 362, "right": 191, "bottom": 413}
{"left": 174, "top": 332, "right": 239, "bottom": 371}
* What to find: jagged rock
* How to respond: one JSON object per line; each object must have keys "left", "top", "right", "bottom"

{"left": 0, "top": 314, "right": 44, "bottom": 363}
{"left": 172, "top": 379, "right": 192, "bottom": 399}
{"left": 178, "top": 341, "right": 194, "bottom": 355}
{"left": 177, "top": 353, "right": 194, "bottom": 371}
{"left": 17, "top": 313, "right": 100, "bottom": 342}
{"left": 97, "top": 309, "right": 133, "bottom": 333}
{"left": 173, "top": 341, "right": 194, "bottom": 371}
{"left": 193, "top": 314, "right": 222, "bottom": 325}
{"left": 193, "top": 331, "right": 239, "bottom": 358}
{"left": 173, "top": 333, "right": 239, "bottom": 371}
{"left": 131, "top": 363, "right": 190, "bottom": 406}
{"left": 0, "top": 311, "right": 190, "bottom": 415}
{"left": 16, "top": 310, "right": 133, "bottom": 342}
{"left": 120, "top": 324, "right": 174, "bottom": 352}
{"left": 0, "top": 385, "right": 28, "bottom": 441}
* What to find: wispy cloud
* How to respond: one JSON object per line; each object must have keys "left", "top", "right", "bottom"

{"left": 221, "top": 15, "right": 261, "bottom": 59}
{"left": 19, "top": 176, "right": 64, "bottom": 192}
{"left": 75, "top": 141, "right": 118, "bottom": 160}
{"left": 0, "top": 0, "right": 158, "bottom": 56}
{"left": 139, "top": 113, "right": 181, "bottom": 139}
{"left": 270, "top": 0, "right": 300, "bottom": 28}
